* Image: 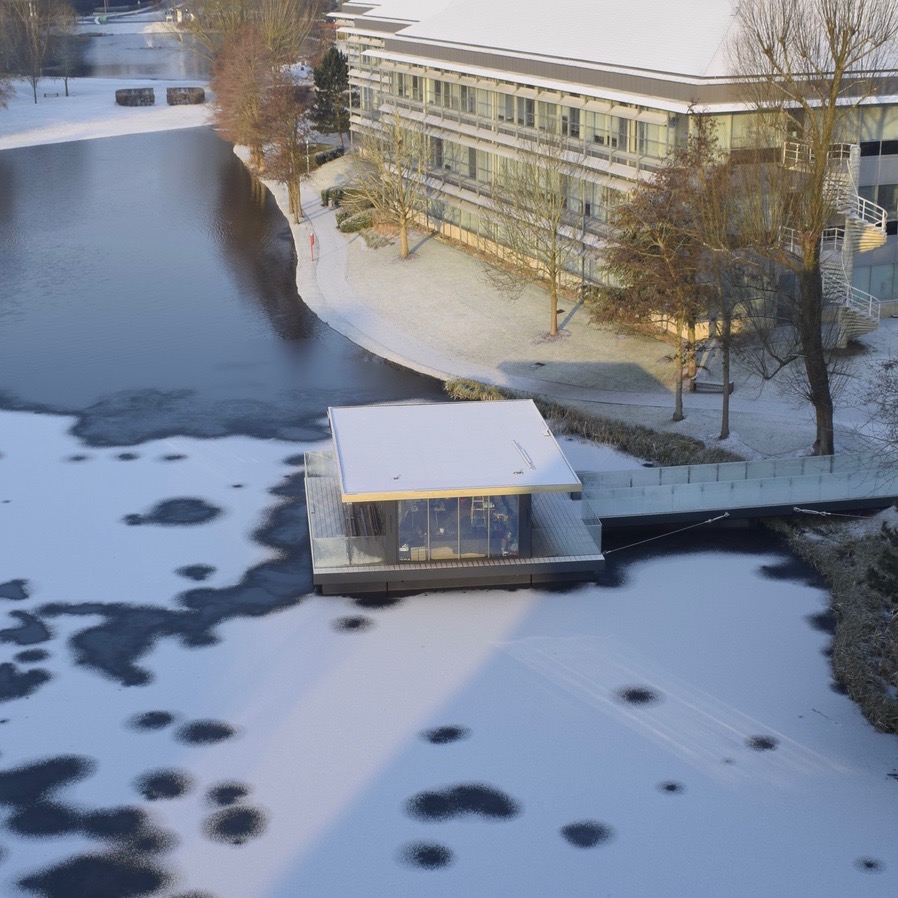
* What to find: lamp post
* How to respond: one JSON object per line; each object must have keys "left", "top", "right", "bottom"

{"left": 580, "top": 204, "right": 587, "bottom": 298}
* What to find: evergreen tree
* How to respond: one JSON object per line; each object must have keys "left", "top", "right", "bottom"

{"left": 312, "top": 47, "right": 349, "bottom": 146}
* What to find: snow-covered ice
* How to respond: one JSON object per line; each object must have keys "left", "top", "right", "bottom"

{"left": 1, "top": 407, "right": 896, "bottom": 897}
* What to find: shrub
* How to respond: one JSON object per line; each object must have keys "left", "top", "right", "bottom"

{"left": 335, "top": 208, "right": 351, "bottom": 225}
{"left": 314, "top": 146, "right": 346, "bottom": 166}
{"left": 338, "top": 210, "right": 374, "bottom": 233}
{"left": 320, "top": 186, "right": 345, "bottom": 207}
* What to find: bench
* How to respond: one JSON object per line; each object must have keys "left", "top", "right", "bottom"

{"left": 43, "top": 92, "right": 60, "bottom": 98}
{"left": 691, "top": 377, "right": 734, "bottom": 394}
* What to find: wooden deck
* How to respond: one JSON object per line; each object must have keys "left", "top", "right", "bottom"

{"left": 531, "top": 491, "right": 603, "bottom": 557}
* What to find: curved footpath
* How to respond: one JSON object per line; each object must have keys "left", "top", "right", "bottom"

{"left": 247, "top": 153, "right": 890, "bottom": 461}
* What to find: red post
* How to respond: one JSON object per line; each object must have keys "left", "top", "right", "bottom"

{"left": 309, "top": 232, "right": 315, "bottom": 261}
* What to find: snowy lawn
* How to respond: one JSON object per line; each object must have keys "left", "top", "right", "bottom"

{"left": 0, "top": 408, "right": 896, "bottom": 897}
{"left": 0, "top": 77, "right": 209, "bottom": 151}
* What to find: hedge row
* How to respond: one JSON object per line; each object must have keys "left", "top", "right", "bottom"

{"left": 443, "top": 378, "right": 740, "bottom": 468}
{"left": 315, "top": 146, "right": 345, "bottom": 167}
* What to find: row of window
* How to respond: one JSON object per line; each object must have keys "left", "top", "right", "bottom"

{"left": 860, "top": 141, "right": 898, "bottom": 158}
{"left": 430, "top": 193, "right": 892, "bottom": 296}
{"left": 853, "top": 264, "right": 898, "bottom": 301}
{"left": 429, "top": 136, "right": 619, "bottom": 222}
{"left": 858, "top": 183, "right": 898, "bottom": 220}
{"left": 392, "top": 73, "right": 670, "bottom": 159}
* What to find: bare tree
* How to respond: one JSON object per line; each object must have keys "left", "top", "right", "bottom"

{"left": 261, "top": 73, "right": 314, "bottom": 222}
{"left": 5, "top": 0, "right": 60, "bottom": 104}
{"left": 352, "top": 109, "right": 430, "bottom": 259}
{"left": 0, "top": 55, "right": 11, "bottom": 107}
{"left": 481, "top": 133, "right": 586, "bottom": 337}
{"left": 590, "top": 134, "right": 712, "bottom": 422}
{"left": 685, "top": 122, "right": 773, "bottom": 441}
{"left": 860, "top": 359, "right": 898, "bottom": 452}
{"left": 179, "top": 0, "right": 321, "bottom": 66}
{"left": 210, "top": 27, "right": 276, "bottom": 169}
{"left": 0, "top": 1, "right": 14, "bottom": 106}
{"left": 50, "top": 0, "right": 79, "bottom": 97}
{"left": 728, "top": 0, "right": 898, "bottom": 454}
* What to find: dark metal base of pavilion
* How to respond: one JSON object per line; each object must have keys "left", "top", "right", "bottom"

{"left": 314, "top": 556, "right": 604, "bottom": 595}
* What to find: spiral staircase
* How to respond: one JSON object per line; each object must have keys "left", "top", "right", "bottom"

{"left": 782, "top": 141, "right": 887, "bottom": 347}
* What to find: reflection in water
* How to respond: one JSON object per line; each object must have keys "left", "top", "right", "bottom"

{"left": 216, "top": 155, "right": 315, "bottom": 341}
{"left": 80, "top": 32, "right": 210, "bottom": 80}
{"left": 0, "top": 128, "right": 441, "bottom": 442}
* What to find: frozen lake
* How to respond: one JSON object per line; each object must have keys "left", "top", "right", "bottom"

{"left": 0, "top": 131, "right": 896, "bottom": 896}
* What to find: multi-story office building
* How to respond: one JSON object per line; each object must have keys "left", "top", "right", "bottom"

{"left": 334, "top": 0, "right": 898, "bottom": 317}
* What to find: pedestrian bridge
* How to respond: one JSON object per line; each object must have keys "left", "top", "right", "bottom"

{"left": 580, "top": 452, "right": 898, "bottom": 528}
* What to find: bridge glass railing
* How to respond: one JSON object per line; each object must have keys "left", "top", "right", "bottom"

{"left": 586, "top": 465, "right": 898, "bottom": 519}
{"left": 581, "top": 452, "right": 892, "bottom": 493}
{"left": 304, "top": 450, "right": 338, "bottom": 478}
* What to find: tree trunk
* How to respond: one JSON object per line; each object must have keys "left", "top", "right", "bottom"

{"left": 290, "top": 178, "right": 303, "bottom": 222}
{"left": 399, "top": 220, "right": 409, "bottom": 259}
{"left": 687, "top": 320, "right": 697, "bottom": 377}
{"left": 719, "top": 313, "right": 731, "bottom": 441}
{"left": 798, "top": 267, "right": 835, "bottom": 455}
{"left": 549, "top": 282, "right": 558, "bottom": 336}
{"left": 672, "top": 316, "right": 685, "bottom": 421}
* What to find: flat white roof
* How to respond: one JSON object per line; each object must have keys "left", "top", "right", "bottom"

{"left": 328, "top": 400, "right": 582, "bottom": 501}
{"left": 381, "top": 0, "right": 740, "bottom": 78}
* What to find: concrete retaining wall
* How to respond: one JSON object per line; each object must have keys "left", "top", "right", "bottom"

{"left": 166, "top": 87, "right": 205, "bottom": 106}
{"left": 115, "top": 88, "right": 155, "bottom": 107}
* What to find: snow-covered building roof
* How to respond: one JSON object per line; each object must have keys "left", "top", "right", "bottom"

{"left": 395, "top": 0, "right": 740, "bottom": 79}
{"left": 351, "top": 0, "right": 458, "bottom": 26}
{"left": 328, "top": 400, "right": 582, "bottom": 501}
{"left": 341, "top": 0, "right": 740, "bottom": 79}
{"left": 342, "top": 0, "right": 897, "bottom": 83}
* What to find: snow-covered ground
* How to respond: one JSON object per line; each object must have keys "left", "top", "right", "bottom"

{"left": 1, "top": 409, "right": 896, "bottom": 896}
{"left": 0, "top": 77, "right": 208, "bottom": 151}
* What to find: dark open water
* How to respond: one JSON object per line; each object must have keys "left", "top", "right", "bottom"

{"left": 0, "top": 127, "right": 441, "bottom": 443}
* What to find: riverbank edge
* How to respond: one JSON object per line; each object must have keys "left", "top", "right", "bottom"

{"left": 235, "top": 147, "right": 898, "bottom": 737}
{"left": 768, "top": 518, "right": 898, "bottom": 734}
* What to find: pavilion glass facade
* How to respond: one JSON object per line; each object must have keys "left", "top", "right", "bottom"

{"left": 397, "top": 494, "right": 522, "bottom": 562}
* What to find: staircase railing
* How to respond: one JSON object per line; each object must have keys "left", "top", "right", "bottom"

{"left": 781, "top": 141, "right": 886, "bottom": 324}
{"left": 821, "top": 268, "right": 881, "bottom": 321}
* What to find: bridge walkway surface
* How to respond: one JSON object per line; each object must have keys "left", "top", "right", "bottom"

{"left": 580, "top": 453, "right": 898, "bottom": 528}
